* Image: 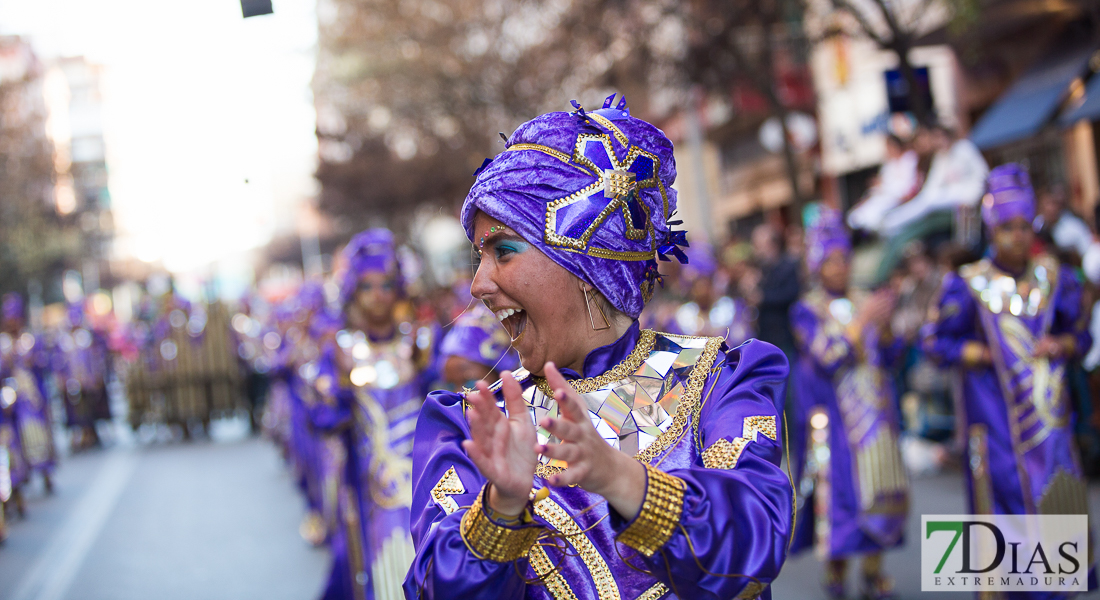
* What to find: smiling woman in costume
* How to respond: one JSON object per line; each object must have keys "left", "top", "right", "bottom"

{"left": 403, "top": 96, "right": 793, "bottom": 600}
{"left": 788, "top": 206, "right": 908, "bottom": 600}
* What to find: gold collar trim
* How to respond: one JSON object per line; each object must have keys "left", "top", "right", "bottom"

{"left": 531, "top": 329, "right": 657, "bottom": 396}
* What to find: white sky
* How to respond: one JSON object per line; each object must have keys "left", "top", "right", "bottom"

{"left": 0, "top": 0, "right": 318, "bottom": 276}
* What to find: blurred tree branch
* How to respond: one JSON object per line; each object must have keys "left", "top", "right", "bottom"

{"left": 0, "top": 43, "right": 80, "bottom": 302}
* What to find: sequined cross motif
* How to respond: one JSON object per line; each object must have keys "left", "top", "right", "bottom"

{"left": 543, "top": 133, "right": 669, "bottom": 261}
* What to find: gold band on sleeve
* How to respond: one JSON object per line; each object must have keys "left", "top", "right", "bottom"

{"left": 459, "top": 484, "right": 542, "bottom": 563}
{"left": 616, "top": 464, "right": 685, "bottom": 557}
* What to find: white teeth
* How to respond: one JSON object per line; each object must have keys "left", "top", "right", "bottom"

{"left": 495, "top": 308, "right": 522, "bottom": 322}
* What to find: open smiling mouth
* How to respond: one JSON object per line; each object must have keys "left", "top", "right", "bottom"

{"left": 494, "top": 308, "right": 528, "bottom": 344}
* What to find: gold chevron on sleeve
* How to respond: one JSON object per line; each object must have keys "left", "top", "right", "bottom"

{"left": 430, "top": 465, "right": 466, "bottom": 515}
{"left": 701, "top": 416, "right": 778, "bottom": 470}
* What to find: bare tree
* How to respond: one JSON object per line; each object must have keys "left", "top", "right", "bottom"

{"left": 0, "top": 38, "right": 80, "bottom": 302}
{"left": 811, "top": 0, "right": 981, "bottom": 125}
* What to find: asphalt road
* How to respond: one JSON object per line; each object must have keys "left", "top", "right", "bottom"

{"left": 3, "top": 429, "right": 1099, "bottom": 600}
{"left": 0, "top": 429, "right": 328, "bottom": 600}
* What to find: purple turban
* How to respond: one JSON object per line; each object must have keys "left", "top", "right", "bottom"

{"left": 461, "top": 95, "right": 687, "bottom": 319}
{"left": 439, "top": 304, "right": 519, "bottom": 372}
{"left": 805, "top": 204, "right": 851, "bottom": 273}
{"left": 339, "top": 228, "right": 402, "bottom": 306}
{"left": 2, "top": 293, "right": 23, "bottom": 322}
{"left": 983, "top": 163, "right": 1035, "bottom": 228}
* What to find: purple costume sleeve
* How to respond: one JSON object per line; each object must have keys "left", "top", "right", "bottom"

{"left": 307, "top": 345, "right": 352, "bottom": 432}
{"left": 403, "top": 391, "right": 526, "bottom": 600}
{"left": 609, "top": 341, "right": 792, "bottom": 598}
{"left": 921, "top": 273, "right": 980, "bottom": 367}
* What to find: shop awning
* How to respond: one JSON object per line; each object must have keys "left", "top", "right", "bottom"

{"left": 1060, "top": 69, "right": 1100, "bottom": 124}
{"left": 970, "top": 45, "right": 1094, "bottom": 150}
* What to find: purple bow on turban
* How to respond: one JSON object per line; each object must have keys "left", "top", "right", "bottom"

{"left": 982, "top": 163, "right": 1035, "bottom": 228}
{"left": 461, "top": 95, "right": 688, "bottom": 319}
{"left": 805, "top": 203, "right": 851, "bottom": 273}
{"left": 438, "top": 304, "right": 519, "bottom": 372}
{"left": 2, "top": 293, "right": 23, "bottom": 323}
{"left": 339, "top": 228, "right": 402, "bottom": 306}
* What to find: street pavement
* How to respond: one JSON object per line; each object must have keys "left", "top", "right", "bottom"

{"left": 3, "top": 429, "right": 1100, "bottom": 599}
{"left": 0, "top": 425, "right": 328, "bottom": 600}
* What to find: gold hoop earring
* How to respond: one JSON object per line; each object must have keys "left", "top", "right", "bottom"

{"left": 584, "top": 287, "right": 611, "bottom": 331}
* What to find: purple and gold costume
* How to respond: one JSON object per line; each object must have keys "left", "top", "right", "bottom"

{"left": 923, "top": 167, "right": 1093, "bottom": 513}
{"left": 922, "top": 165, "right": 1095, "bottom": 597}
{"left": 404, "top": 97, "right": 793, "bottom": 599}
{"left": 313, "top": 229, "right": 437, "bottom": 600}
{"left": 407, "top": 326, "right": 791, "bottom": 599}
{"left": 1, "top": 295, "right": 55, "bottom": 482}
{"left": 789, "top": 207, "right": 909, "bottom": 559}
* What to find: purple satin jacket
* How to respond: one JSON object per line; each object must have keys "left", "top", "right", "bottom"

{"left": 403, "top": 322, "right": 793, "bottom": 599}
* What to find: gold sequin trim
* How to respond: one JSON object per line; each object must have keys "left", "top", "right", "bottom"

{"left": 529, "top": 545, "right": 579, "bottom": 600}
{"left": 430, "top": 466, "right": 465, "bottom": 516}
{"left": 645, "top": 335, "right": 723, "bottom": 465}
{"left": 534, "top": 497, "right": 621, "bottom": 600}
{"left": 507, "top": 143, "right": 584, "bottom": 171}
{"left": 701, "top": 416, "right": 778, "bottom": 470}
{"left": 540, "top": 132, "right": 660, "bottom": 261}
{"left": 635, "top": 582, "right": 669, "bottom": 600}
{"left": 543, "top": 244, "right": 656, "bottom": 262}
{"left": 460, "top": 485, "right": 542, "bottom": 562}
{"left": 532, "top": 329, "right": 657, "bottom": 395}
{"left": 616, "top": 465, "right": 685, "bottom": 558}
{"left": 587, "top": 113, "right": 630, "bottom": 148}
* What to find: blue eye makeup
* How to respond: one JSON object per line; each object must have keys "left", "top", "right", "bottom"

{"left": 494, "top": 240, "right": 529, "bottom": 258}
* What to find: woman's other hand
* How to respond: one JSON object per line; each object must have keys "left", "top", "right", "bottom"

{"left": 462, "top": 371, "right": 538, "bottom": 516}
{"left": 537, "top": 362, "right": 647, "bottom": 520}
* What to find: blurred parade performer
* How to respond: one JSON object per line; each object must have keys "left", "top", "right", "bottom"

{"left": 923, "top": 164, "right": 1096, "bottom": 597}
{"left": 126, "top": 290, "right": 241, "bottom": 438}
{"left": 670, "top": 243, "right": 753, "bottom": 345}
{"left": 438, "top": 303, "right": 518, "bottom": 390}
{"left": 404, "top": 96, "right": 792, "bottom": 599}
{"left": 313, "top": 228, "right": 437, "bottom": 600}
{"left": 287, "top": 282, "right": 339, "bottom": 547}
{"left": 0, "top": 294, "right": 31, "bottom": 530}
{"left": 56, "top": 301, "right": 112, "bottom": 450}
{"left": 1, "top": 294, "right": 55, "bottom": 496}
{"left": 789, "top": 206, "right": 908, "bottom": 600}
